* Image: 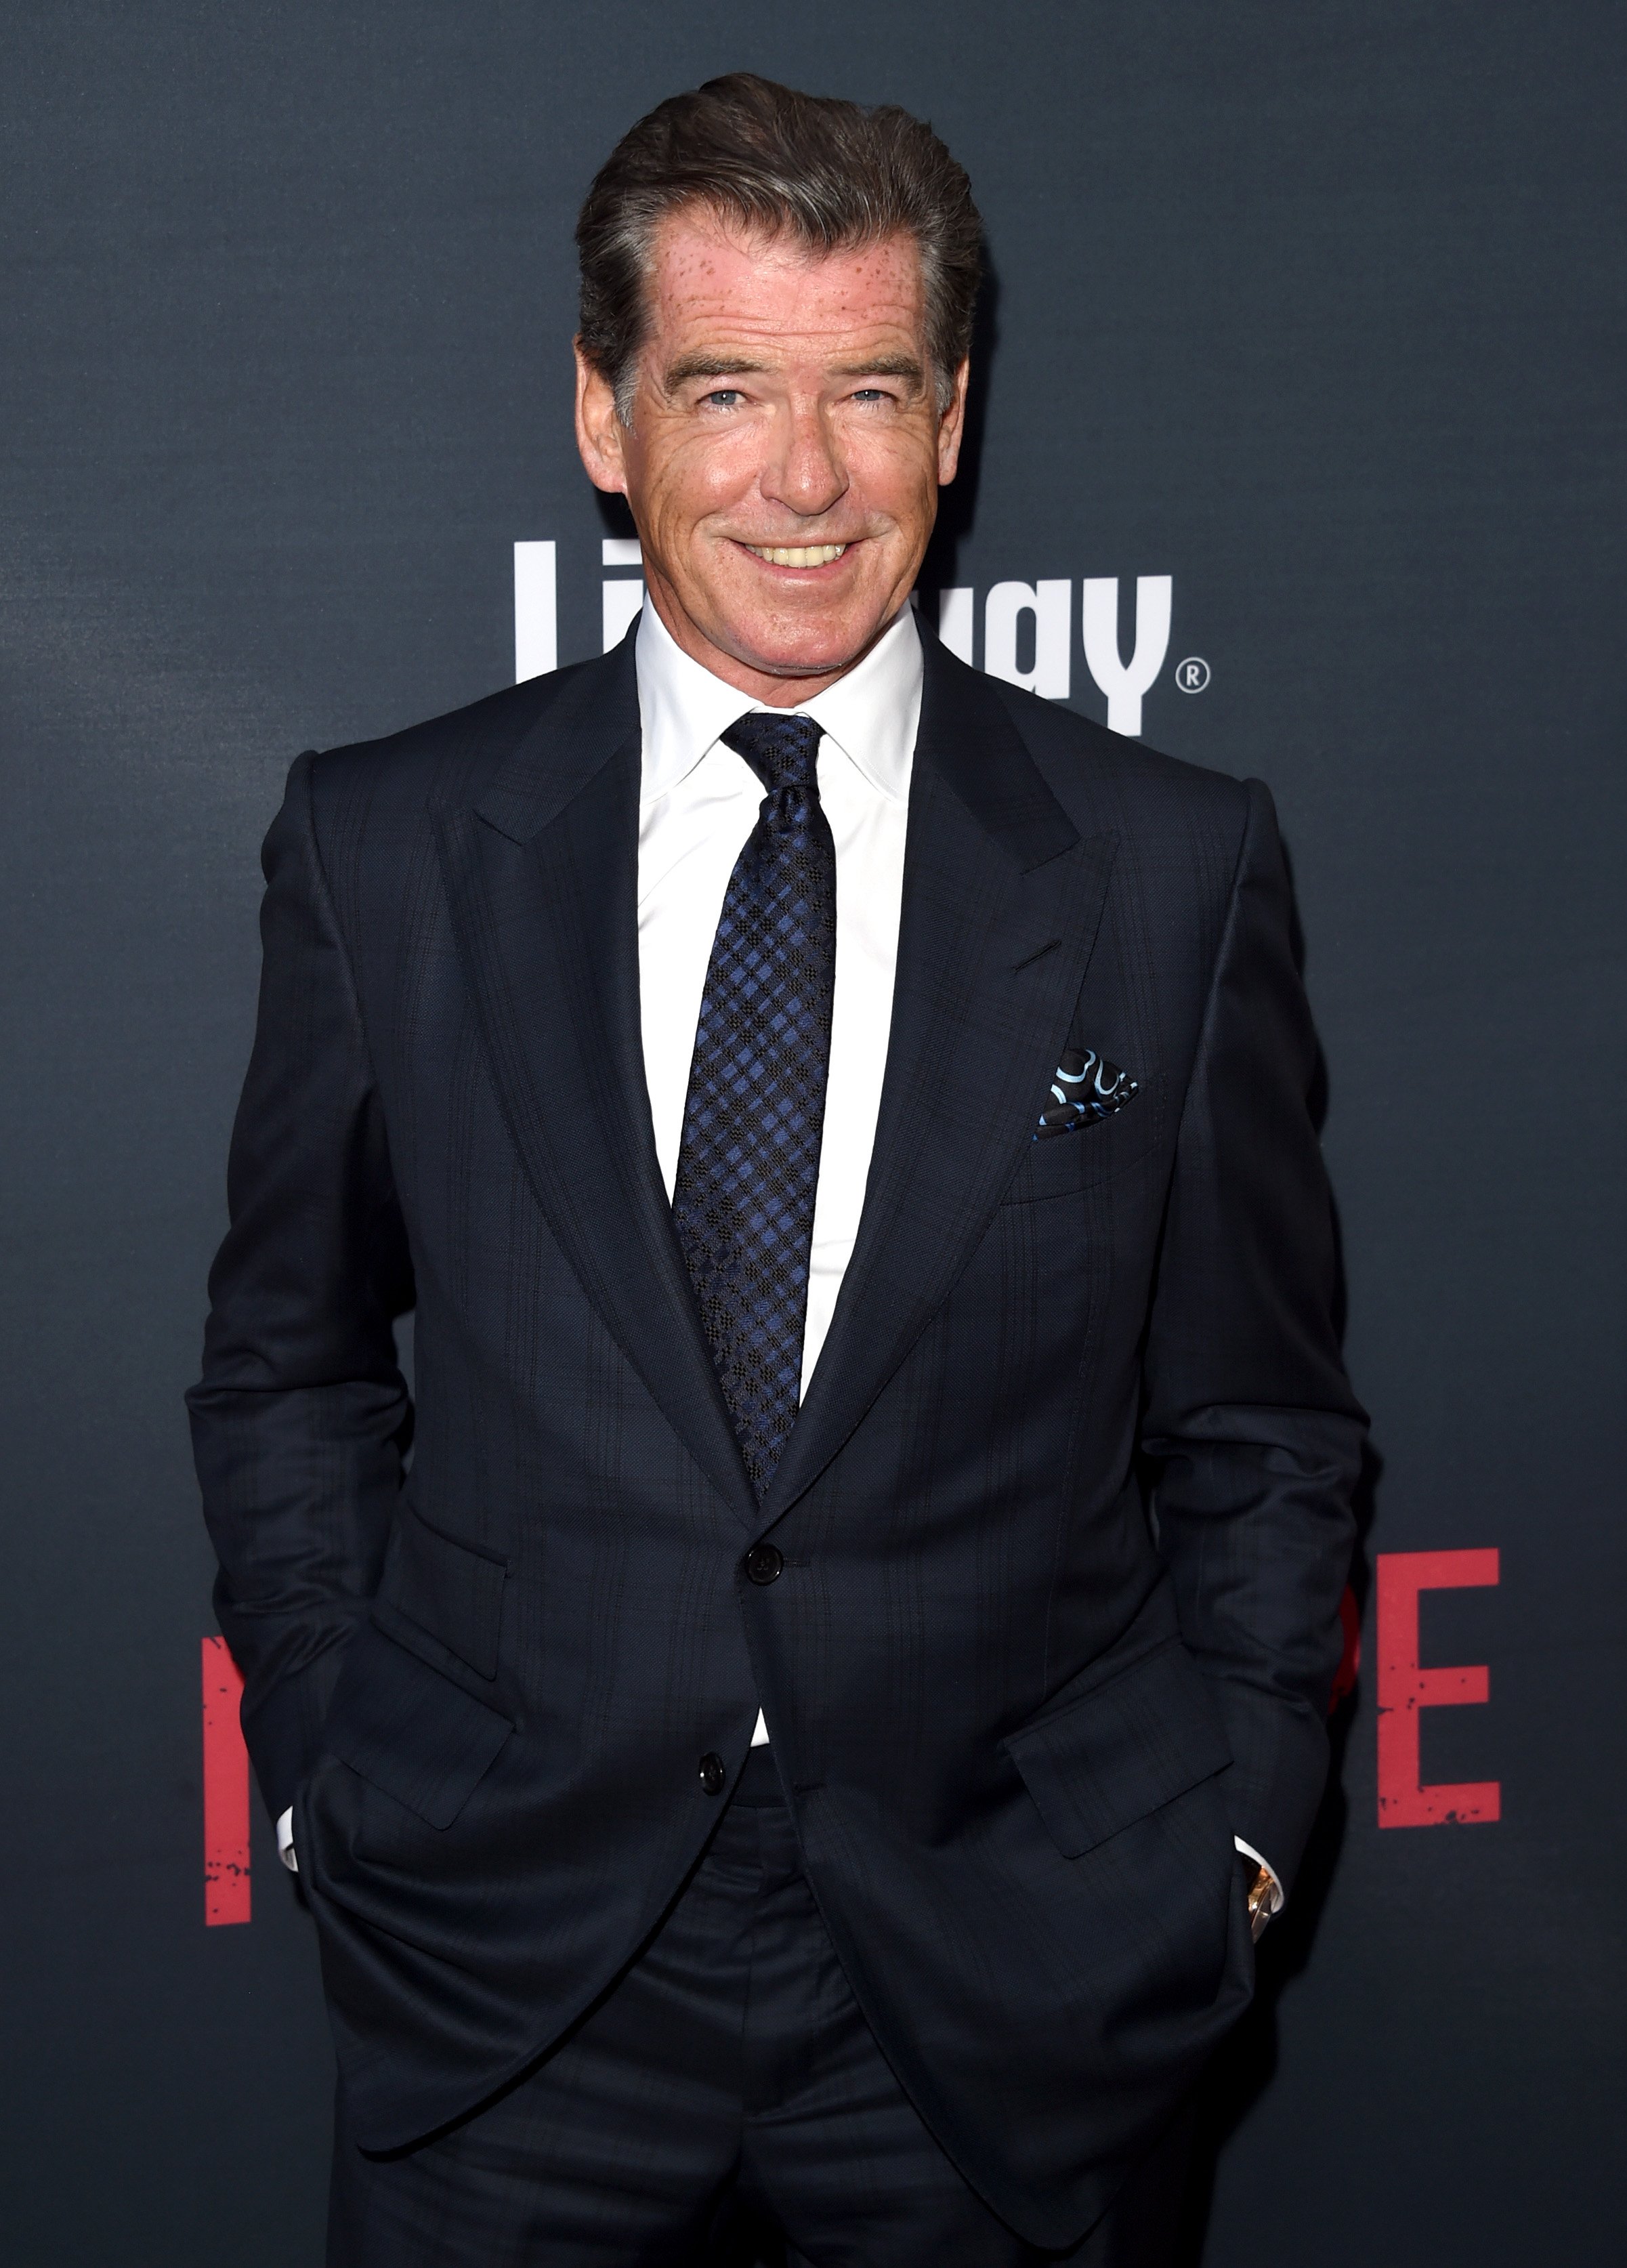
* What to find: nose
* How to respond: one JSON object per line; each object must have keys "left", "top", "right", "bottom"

{"left": 759, "top": 397, "right": 849, "bottom": 521}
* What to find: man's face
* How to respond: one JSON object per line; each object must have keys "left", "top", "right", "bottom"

{"left": 575, "top": 208, "right": 968, "bottom": 705}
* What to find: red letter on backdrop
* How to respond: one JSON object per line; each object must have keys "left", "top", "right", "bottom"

{"left": 201, "top": 1635, "right": 251, "bottom": 1924}
{"left": 1376, "top": 1549, "right": 1500, "bottom": 1828}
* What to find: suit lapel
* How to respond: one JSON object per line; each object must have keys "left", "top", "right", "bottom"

{"left": 435, "top": 644, "right": 759, "bottom": 1532}
{"left": 765, "top": 646, "right": 1117, "bottom": 1521}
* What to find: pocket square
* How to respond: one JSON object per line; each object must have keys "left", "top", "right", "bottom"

{"left": 1034, "top": 1046, "right": 1140, "bottom": 1140}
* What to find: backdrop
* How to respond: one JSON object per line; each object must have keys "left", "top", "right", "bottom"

{"left": 3, "top": 5, "right": 1622, "bottom": 2262}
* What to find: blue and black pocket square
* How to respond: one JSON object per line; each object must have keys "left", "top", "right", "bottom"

{"left": 1034, "top": 1046, "right": 1140, "bottom": 1141}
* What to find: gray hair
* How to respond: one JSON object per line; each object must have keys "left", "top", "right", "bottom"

{"left": 576, "top": 73, "right": 983, "bottom": 423}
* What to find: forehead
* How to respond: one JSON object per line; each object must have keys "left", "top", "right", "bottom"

{"left": 644, "top": 209, "right": 927, "bottom": 358}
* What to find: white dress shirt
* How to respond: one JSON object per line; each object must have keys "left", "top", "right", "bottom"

{"left": 634, "top": 598, "right": 918, "bottom": 1395}
{"left": 279, "top": 599, "right": 1279, "bottom": 1905}
{"left": 635, "top": 597, "right": 919, "bottom": 1750}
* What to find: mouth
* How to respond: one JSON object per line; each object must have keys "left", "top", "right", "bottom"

{"left": 738, "top": 541, "right": 851, "bottom": 569}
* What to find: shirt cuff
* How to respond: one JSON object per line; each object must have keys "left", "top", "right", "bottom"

{"left": 1233, "top": 1835, "right": 1284, "bottom": 1912}
{"left": 276, "top": 1805, "right": 298, "bottom": 1874}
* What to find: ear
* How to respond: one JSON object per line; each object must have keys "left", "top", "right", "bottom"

{"left": 935, "top": 358, "right": 971, "bottom": 486}
{"left": 574, "top": 340, "right": 629, "bottom": 495}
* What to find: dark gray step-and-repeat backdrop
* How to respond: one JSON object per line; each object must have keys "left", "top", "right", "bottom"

{"left": 3, "top": 5, "right": 1622, "bottom": 2262}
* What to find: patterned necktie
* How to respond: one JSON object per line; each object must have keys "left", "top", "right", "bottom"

{"left": 671, "top": 711, "right": 837, "bottom": 1497}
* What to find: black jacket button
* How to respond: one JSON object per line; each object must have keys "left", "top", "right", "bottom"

{"left": 745, "top": 1543, "right": 784, "bottom": 1585}
{"left": 698, "top": 1752, "right": 726, "bottom": 1796}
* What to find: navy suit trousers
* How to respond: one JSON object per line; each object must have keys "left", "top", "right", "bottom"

{"left": 327, "top": 1751, "right": 1195, "bottom": 2268}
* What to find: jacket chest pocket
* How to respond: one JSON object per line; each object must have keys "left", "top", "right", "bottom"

{"left": 1002, "top": 1071, "right": 1164, "bottom": 1204}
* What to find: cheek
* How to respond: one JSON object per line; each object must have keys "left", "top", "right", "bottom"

{"left": 847, "top": 419, "right": 939, "bottom": 511}
{"left": 645, "top": 429, "right": 763, "bottom": 522}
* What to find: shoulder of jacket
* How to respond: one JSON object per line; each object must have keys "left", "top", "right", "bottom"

{"left": 981, "top": 670, "right": 1252, "bottom": 824}
{"left": 301, "top": 646, "right": 623, "bottom": 824}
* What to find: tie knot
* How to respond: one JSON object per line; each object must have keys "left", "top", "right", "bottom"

{"left": 721, "top": 711, "right": 824, "bottom": 794}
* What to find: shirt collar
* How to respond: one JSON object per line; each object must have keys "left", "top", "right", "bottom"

{"left": 635, "top": 597, "right": 921, "bottom": 807}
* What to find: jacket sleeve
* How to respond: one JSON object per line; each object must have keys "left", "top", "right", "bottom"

{"left": 186, "top": 751, "right": 415, "bottom": 1823}
{"left": 1139, "top": 777, "right": 1366, "bottom": 1895}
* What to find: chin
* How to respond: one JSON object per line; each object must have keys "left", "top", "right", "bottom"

{"left": 748, "top": 633, "right": 869, "bottom": 673}
{"left": 718, "top": 602, "right": 900, "bottom": 682}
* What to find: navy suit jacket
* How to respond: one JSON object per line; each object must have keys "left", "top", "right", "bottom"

{"left": 189, "top": 627, "right": 1364, "bottom": 2248}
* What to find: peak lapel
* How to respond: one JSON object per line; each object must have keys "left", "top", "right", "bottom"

{"left": 434, "top": 644, "right": 758, "bottom": 1531}
{"left": 764, "top": 650, "right": 1118, "bottom": 1521}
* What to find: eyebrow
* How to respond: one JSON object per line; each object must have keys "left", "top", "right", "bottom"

{"left": 663, "top": 352, "right": 927, "bottom": 390}
{"left": 663, "top": 354, "right": 771, "bottom": 389}
{"left": 829, "top": 355, "right": 925, "bottom": 385}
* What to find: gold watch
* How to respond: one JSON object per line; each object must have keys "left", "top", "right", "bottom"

{"left": 1246, "top": 1862, "right": 1279, "bottom": 1944}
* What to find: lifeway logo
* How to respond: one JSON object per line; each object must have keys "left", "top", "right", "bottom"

{"left": 514, "top": 541, "right": 1191, "bottom": 738}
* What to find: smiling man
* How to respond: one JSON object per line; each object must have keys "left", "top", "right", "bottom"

{"left": 191, "top": 74, "right": 1365, "bottom": 2268}
{"left": 575, "top": 214, "right": 959, "bottom": 700}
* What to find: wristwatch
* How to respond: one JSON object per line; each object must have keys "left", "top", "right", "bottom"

{"left": 1245, "top": 1861, "right": 1278, "bottom": 1944}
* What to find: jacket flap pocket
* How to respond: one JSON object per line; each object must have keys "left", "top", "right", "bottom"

{"left": 324, "top": 1620, "right": 513, "bottom": 1829}
{"left": 378, "top": 1505, "right": 507, "bottom": 1680}
{"left": 1003, "top": 1638, "right": 1231, "bottom": 1857}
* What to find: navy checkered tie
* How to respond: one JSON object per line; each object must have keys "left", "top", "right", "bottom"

{"left": 671, "top": 711, "right": 836, "bottom": 1497}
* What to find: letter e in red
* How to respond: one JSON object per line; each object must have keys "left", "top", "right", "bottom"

{"left": 1376, "top": 1548, "right": 1500, "bottom": 1828}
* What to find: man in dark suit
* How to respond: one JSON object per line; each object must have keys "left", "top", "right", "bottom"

{"left": 190, "top": 73, "right": 1364, "bottom": 2267}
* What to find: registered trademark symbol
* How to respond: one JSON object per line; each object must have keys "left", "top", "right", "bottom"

{"left": 1175, "top": 656, "right": 1210, "bottom": 694}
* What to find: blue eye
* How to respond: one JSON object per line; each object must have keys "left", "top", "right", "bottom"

{"left": 702, "top": 390, "right": 743, "bottom": 408}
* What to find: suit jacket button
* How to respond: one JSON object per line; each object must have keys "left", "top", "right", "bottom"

{"left": 698, "top": 1752, "right": 726, "bottom": 1796}
{"left": 745, "top": 1543, "right": 784, "bottom": 1586}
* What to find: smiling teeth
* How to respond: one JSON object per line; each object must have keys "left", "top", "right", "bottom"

{"left": 746, "top": 543, "right": 848, "bottom": 566}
